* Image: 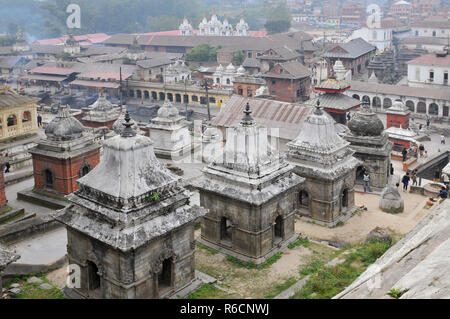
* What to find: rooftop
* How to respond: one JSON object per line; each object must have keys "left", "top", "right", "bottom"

{"left": 407, "top": 52, "right": 450, "bottom": 67}
{"left": 324, "top": 38, "right": 376, "bottom": 59}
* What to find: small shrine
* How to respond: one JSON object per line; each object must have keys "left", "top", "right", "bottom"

{"left": 81, "top": 93, "right": 121, "bottom": 129}
{"left": 55, "top": 113, "right": 207, "bottom": 299}
{"left": 192, "top": 103, "right": 304, "bottom": 264}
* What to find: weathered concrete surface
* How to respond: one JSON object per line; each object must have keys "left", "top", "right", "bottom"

{"left": 8, "top": 227, "right": 67, "bottom": 265}
{"left": 334, "top": 200, "right": 450, "bottom": 299}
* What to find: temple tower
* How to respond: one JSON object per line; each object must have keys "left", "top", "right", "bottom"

{"left": 29, "top": 106, "right": 101, "bottom": 195}
{"left": 287, "top": 101, "right": 361, "bottom": 226}
{"left": 148, "top": 101, "right": 192, "bottom": 159}
{"left": 192, "top": 103, "right": 304, "bottom": 264}
{"left": 56, "top": 113, "right": 206, "bottom": 299}
{"left": 345, "top": 103, "right": 393, "bottom": 190}
{"left": 386, "top": 100, "right": 410, "bottom": 130}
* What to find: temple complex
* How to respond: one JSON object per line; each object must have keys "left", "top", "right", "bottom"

{"left": 148, "top": 101, "right": 191, "bottom": 158}
{"left": 80, "top": 94, "right": 121, "bottom": 129}
{"left": 345, "top": 103, "right": 393, "bottom": 190}
{"left": 56, "top": 113, "right": 206, "bottom": 298}
{"left": 192, "top": 103, "right": 304, "bottom": 264}
{"left": 29, "top": 105, "right": 101, "bottom": 195}
{"left": 287, "top": 101, "right": 361, "bottom": 226}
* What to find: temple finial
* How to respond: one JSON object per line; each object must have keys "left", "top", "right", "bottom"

{"left": 314, "top": 98, "right": 323, "bottom": 115}
{"left": 241, "top": 102, "right": 254, "bottom": 125}
{"left": 121, "top": 111, "right": 136, "bottom": 137}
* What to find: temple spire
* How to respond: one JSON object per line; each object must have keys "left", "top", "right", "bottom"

{"left": 121, "top": 111, "right": 136, "bottom": 137}
{"left": 241, "top": 102, "right": 254, "bottom": 126}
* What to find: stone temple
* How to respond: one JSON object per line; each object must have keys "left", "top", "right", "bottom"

{"left": 287, "top": 101, "right": 361, "bottom": 227}
{"left": 29, "top": 105, "right": 101, "bottom": 195}
{"left": 149, "top": 101, "right": 191, "bottom": 159}
{"left": 192, "top": 103, "right": 304, "bottom": 264}
{"left": 345, "top": 103, "right": 393, "bottom": 190}
{"left": 55, "top": 113, "right": 206, "bottom": 299}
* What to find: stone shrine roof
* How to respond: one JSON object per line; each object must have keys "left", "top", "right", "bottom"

{"left": 287, "top": 102, "right": 361, "bottom": 178}
{"left": 348, "top": 107, "right": 385, "bottom": 136}
{"left": 192, "top": 103, "right": 304, "bottom": 205}
{"left": 45, "top": 105, "right": 85, "bottom": 141}
{"left": 55, "top": 114, "right": 206, "bottom": 251}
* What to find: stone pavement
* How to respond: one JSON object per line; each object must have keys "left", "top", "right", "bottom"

{"left": 5, "top": 178, "right": 53, "bottom": 217}
{"left": 8, "top": 227, "right": 67, "bottom": 265}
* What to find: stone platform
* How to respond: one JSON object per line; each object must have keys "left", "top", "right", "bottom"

{"left": 17, "top": 187, "right": 68, "bottom": 210}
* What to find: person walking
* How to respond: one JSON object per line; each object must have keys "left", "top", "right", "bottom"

{"left": 426, "top": 117, "right": 430, "bottom": 129}
{"left": 4, "top": 153, "right": 10, "bottom": 173}
{"left": 363, "top": 170, "right": 371, "bottom": 193}
{"left": 441, "top": 135, "right": 446, "bottom": 145}
{"left": 37, "top": 113, "right": 42, "bottom": 128}
{"left": 437, "top": 186, "right": 448, "bottom": 203}
{"left": 402, "top": 147, "right": 408, "bottom": 162}
{"left": 390, "top": 163, "right": 394, "bottom": 176}
{"left": 401, "top": 172, "right": 410, "bottom": 192}
{"left": 412, "top": 170, "right": 418, "bottom": 186}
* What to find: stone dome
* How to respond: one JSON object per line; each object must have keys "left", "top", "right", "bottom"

{"left": 157, "top": 101, "right": 178, "bottom": 118}
{"left": 89, "top": 94, "right": 114, "bottom": 111}
{"left": 348, "top": 109, "right": 384, "bottom": 136}
{"left": 45, "top": 105, "right": 85, "bottom": 141}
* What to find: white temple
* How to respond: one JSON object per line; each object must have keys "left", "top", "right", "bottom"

{"left": 178, "top": 16, "right": 194, "bottom": 36}
{"left": 213, "top": 63, "right": 246, "bottom": 88}
{"left": 179, "top": 11, "right": 249, "bottom": 36}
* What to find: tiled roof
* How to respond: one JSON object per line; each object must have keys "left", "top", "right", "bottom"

{"left": 0, "top": 56, "right": 23, "bottom": 69}
{"left": 306, "top": 93, "right": 361, "bottom": 111}
{"left": 0, "top": 86, "right": 39, "bottom": 109}
{"left": 401, "top": 37, "right": 449, "bottom": 45}
{"left": 407, "top": 53, "right": 450, "bottom": 67}
{"left": 211, "top": 94, "right": 314, "bottom": 141}
{"left": 136, "top": 58, "right": 174, "bottom": 69}
{"left": 242, "top": 57, "right": 261, "bottom": 68}
{"left": 411, "top": 19, "right": 450, "bottom": 29}
{"left": 324, "top": 38, "right": 376, "bottom": 59}
{"left": 31, "top": 44, "right": 64, "bottom": 55}
{"left": 264, "top": 61, "right": 311, "bottom": 79}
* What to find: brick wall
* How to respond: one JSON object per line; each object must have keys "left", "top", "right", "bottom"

{"left": 32, "top": 149, "right": 100, "bottom": 195}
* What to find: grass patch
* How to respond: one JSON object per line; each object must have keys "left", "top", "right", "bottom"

{"left": 187, "top": 283, "right": 222, "bottom": 299}
{"left": 288, "top": 236, "right": 310, "bottom": 249}
{"left": 4, "top": 273, "right": 65, "bottom": 299}
{"left": 226, "top": 252, "right": 283, "bottom": 270}
{"left": 264, "top": 277, "right": 297, "bottom": 299}
{"left": 293, "top": 240, "right": 392, "bottom": 299}
{"left": 0, "top": 205, "right": 13, "bottom": 216}
{"left": 0, "top": 210, "right": 25, "bottom": 225}
{"left": 387, "top": 288, "right": 408, "bottom": 299}
{"left": 196, "top": 242, "right": 218, "bottom": 255}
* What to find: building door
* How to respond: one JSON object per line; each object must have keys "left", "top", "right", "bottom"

{"left": 341, "top": 189, "right": 349, "bottom": 212}
{"left": 87, "top": 261, "right": 100, "bottom": 291}
{"left": 158, "top": 259, "right": 172, "bottom": 295}
{"left": 274, "top": 216, "right": 283, "bottom": 244}
{"left": 220, "top": 217, "right": 232, "bottom": 244}
{"left": 44, "top": 169, "right": 53, "bottom": 189}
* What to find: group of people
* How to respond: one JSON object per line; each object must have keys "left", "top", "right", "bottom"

{"left": 402, "top": 144, "right": 428, "bottom": 162}
{"left": 399, "top": 169, "right": 418, "bottom": 192}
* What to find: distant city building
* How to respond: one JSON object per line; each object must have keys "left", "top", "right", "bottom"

{"left": 411, "top": 18, "right": 450, "bottom": 38}
{"left": 407, "top": 51, "right": 450, "bottom": 88}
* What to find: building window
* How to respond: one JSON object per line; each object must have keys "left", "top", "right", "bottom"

{"left": 432, "top": 31, "right": 436, "bottom": 37}
{"left": 248, "top": 52, "right": 251, "bottom": 58}
{"left": 429, "top": 70, "right": 434, "bottom": 81}
{"left": 7, "top": 115, "right": 17, "bottom": 127}
{"left": 271, "top": 80, "right": 276, "bottom": 85}
{"left": 247, "top": 89, "right": 252, "bottom": 97}
{"left": 444, "top": 71, "right": 448, "bottom": 83}
{"left": 22, "top": 111, "right": 31, "bottom": 122}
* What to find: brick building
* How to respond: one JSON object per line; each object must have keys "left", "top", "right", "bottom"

{"left": 323, "top": 38, "right": 376, "bottom": 77}
{"left": 80, "top": 94, "right": 121, "bottom": 129}
{"left": 263, "top": 61, "right": 312, "bottom": 102}
{"left": 29, "top": 106, "right": 101, "bottom": 195}
{"left": 233, "top": 76, "right": 266, "bottom": 97}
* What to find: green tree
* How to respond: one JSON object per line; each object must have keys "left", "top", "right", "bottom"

{"left": 264, "top": 2, "right": 291, "bottom": 34}
{"left": 233, "top": 51, "right": 245, "bottom": 65}
{"left": 186, "top": 44, "right": 218, "bottom": 62}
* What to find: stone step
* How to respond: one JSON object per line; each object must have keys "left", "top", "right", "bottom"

{"left": 17, "top": 187, "right": 67, "bottom": 210}
{"left": 0, "top": 208, "right": 25, "bottom": 225}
